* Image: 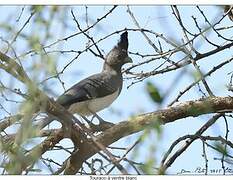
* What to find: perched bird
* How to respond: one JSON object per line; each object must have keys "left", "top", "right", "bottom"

{"left": 56, "top": 31, "right": 132, "bottom": 117}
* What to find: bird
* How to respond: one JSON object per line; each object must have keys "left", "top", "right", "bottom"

{"left": 56, "top": 31, "right": 132, "bottom": 120}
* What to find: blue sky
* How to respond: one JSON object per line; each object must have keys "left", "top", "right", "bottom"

{"left": 0, "top": 5, "right": 233, "bottom": 174}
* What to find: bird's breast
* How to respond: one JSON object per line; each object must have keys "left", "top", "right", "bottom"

{"left": 68, "top": 88, "right": 120, "bottom": 116}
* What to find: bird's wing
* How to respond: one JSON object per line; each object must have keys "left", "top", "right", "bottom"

{"left": 56, "top": 72, "right": 121, "bottom": 108}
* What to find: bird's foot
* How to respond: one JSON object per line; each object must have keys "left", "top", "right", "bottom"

{"left": 92, "top": 113, "right": 114, "bottom": 128}
{"left": 81, "top": 115, "right": 94, "bottom": 127}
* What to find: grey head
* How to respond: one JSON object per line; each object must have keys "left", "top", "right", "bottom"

{"left": 103, "top": 31, "right": 132, "bottom": 72}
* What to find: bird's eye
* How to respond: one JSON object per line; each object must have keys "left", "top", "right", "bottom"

{"left": 118, "top": 51, "right": 127, "bottom": 58}
{"left": 117, "top": 54, "right": 124, "bottom": 59}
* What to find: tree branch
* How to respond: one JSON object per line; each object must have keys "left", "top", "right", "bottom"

{"left": 64, "top": 96, "right": 233, "bottom": 174}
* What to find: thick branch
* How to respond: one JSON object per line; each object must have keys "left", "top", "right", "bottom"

{"left": 64, "top": 96, "right": 233, "bottom": 174}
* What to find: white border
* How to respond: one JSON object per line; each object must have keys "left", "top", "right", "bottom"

{"left": 0, "top": 0, "right": 233, "bottom": 5}
{"left": 0, "top": 175, "right": 233, "bottom": 179}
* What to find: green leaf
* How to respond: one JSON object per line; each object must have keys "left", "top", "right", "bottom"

{"left": 152, "top": 119, "right": 163, "bottom": 138}
{"left": 146, "top": 81, "right": 163, "bottom": 103}
{"left": 140, "top": 158, "right": 155, "bottom": 174}
{"left": 192, "top": 70, "right": 202, "bottom": 81}
{"left": 51, "top": 6, "right": 59, "bottom": 12}
{"left": 31, "top": 5, "right": 44, "bottom": 13}
{"left": 213, "top": 142, "right": 228, "bottom": 156}
{"left": 28, "top": 35, "right": 41, "bottom": 51}
{"left": 46, "top": 55, "right": 57, "bottom": 75}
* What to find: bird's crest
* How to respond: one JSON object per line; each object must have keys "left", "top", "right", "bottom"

{"left": 117, "top": 31, "right": 128, "bottom": 51}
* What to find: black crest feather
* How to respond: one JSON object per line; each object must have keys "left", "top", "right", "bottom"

{"left": 117, "top": 31, "right": 128, "bottom": 50}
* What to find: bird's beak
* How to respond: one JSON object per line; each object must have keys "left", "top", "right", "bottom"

{"left": 124, "top": 56, "right": 133, "bottom": 64}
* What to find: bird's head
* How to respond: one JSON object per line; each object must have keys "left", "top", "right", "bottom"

{"left": 104, "top": 31, "right": 132, "bottom": 72}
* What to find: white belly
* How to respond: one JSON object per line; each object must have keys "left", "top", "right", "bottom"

{"left": 68, "top": 89, "right": 120, "bottom": 116}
